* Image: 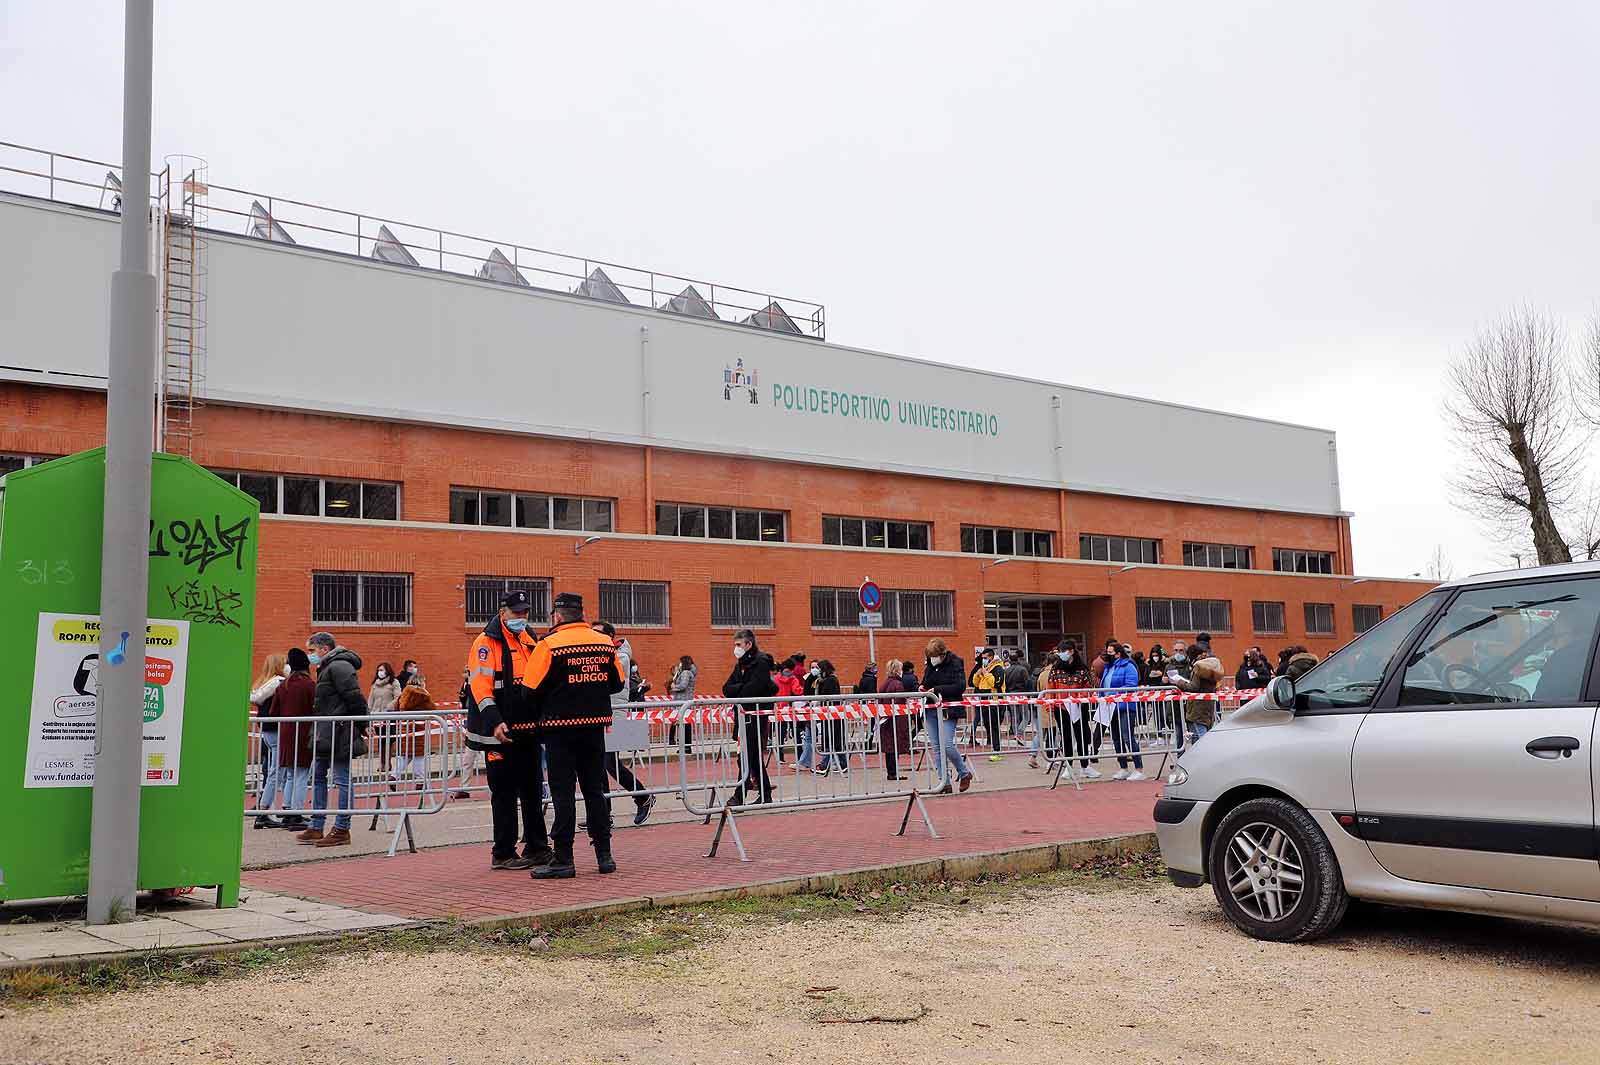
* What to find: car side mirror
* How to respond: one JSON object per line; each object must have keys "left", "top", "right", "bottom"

{"left": 1266, "top": 675, "right": 1296, "bottom": 712}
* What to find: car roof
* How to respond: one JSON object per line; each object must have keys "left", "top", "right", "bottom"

{"left": 1444, "top": 559, "right": 1600, "bottom": 589}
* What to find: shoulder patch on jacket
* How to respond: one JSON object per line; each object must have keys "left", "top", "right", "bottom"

{"left": 478, "top": 646, "right": 490, "bottom": 661}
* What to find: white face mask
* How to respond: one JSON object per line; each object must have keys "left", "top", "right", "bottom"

{"left": 281, "top": 664, "right": 290, "bottom": 677}
{"left": 929, "top": 655, "right": 944, "bottom": 667}
{"left": 377, "top": 670, "right": 388, "bottom": 680}
{"left": 809, "top": 666, "right": 819, "bottom": 676}
{"left": 733, "top": 644, "right": 747, "bottom": 659}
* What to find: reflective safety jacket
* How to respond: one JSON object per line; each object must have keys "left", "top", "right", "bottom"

{"left": 464, "top": 616, "right": 539, "bottom": 747}
{"left": 519, "top": 621, "right": 625, "bottom": 729}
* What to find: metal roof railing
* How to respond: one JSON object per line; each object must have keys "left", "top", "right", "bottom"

{"left": 0, "top": 139, "right": 827, "bottom": 340}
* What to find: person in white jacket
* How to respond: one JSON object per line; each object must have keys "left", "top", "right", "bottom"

{"left": 250, "top": 652, "right": 289, "bottom": 827}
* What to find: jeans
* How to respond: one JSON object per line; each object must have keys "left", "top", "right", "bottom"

{"left": 258, "top": 729, "right": 280, "bottom": 811}
{"left": 1112, "top": 705, "right": 1144, "bottom": 771}
{"left": 280, "top": 761, "right": 311, "bottom": 813}
{"left": 925, "top": 709, "right": 973, "bottom": 786}
{"left": 310, "top": 757, "right": 352, "bottom": 831}
{"left": 798, "top": 722, "right": 818, "bottom": 769}
{"left": 1189, "top": 722, "right": 1210, "bottom": 744}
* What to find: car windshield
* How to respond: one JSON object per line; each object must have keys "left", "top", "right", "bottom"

{"left": 1293, "top": 590, "right": 1446, "bottom": 711}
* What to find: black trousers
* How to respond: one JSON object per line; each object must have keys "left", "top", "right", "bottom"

{"left": 727, "top": 714, "right": 773, "bottom": 804}
{"left": 979, "top": 705, "right": 1003, "bottom": 751}
{"left": 605, "top": 751, "right": 649, "bottom": 807}
{"left": 485, "top": 737, "right": 547, "bottom": 860}
{"left": 545, "top": 726, "right": 611, "bottom": 855}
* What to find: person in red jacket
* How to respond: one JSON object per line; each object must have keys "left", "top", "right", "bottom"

{"left": 271, "top": 647, "right": 318, "bottom": 830}
{"left": 772, "top": 656, "right": 804, "bottom": 764}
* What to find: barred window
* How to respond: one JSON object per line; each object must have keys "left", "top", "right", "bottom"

{"left": 961, "top": 525, "right": 1054, "bottom": 557}
{"left": 1135, "top": 597, "right": 1233, "bottom": 634}
{"left": 1353, "top": 604, "right": 1383, "bottom": 634}
{"left": 1305, "top": 602, "right": 1336, "bottom": 635}
{"left": 599, "top": 580, "right": 670, "bottom": 628}
{"left": 312, "top": 572, "right": 412, "bottom": 626}
{"left": 1252, "top": 601, "right": 1287, "bottom": 634}
{"left": 1273, "top": 547, "right": 1335, "bottom": 574}
{"left": 810, "top": 587, "right": 953, "bottom": 630}
{"left": 1182, "top": 542, "right": 1253, "bottom": 569}
{"left": 657, "top": 503, "right": 785, "bottom": 542}
{"left": 1, "top": 453, "right": 59, "bottom": 476}
{"left": 205, "top": 470, "right": 398, "bottom": 520}
{"left": 450, "top": 487, "right": 612, "bottom": 532}
{"left": 464, "top": 576, "right": 551, "bottom": 626}
{"left": 711, "top": 584, "right": 775, "bottom": 628}
{"left": 1078, "top": 533, "right": 1160, "bottom": 564}
{"left": 822, "top": 515, "right": 930, "bottom": 551}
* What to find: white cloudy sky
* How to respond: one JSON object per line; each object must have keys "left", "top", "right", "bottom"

{"left": 6, "top": 1, "right": 1599, "bottom": 578}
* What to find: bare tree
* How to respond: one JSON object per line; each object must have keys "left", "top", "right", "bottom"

{"left": 1572, "top": 311, "right": 1600, "bottom": 428}
{"left": 1423, "top": 544, "right": 1454, "bottom": 582}
{"left": 1446, "top": 307, "right": 1581, "bottom": 565}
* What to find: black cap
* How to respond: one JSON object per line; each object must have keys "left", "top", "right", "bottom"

{"left": 1197, "top": 631, "right": 1212, "bottom": 644}
{"left": 553, "top": 591, "right": 584, "bottom": 612}
{"left": 501, "top": 589, "right": 533, "bottom": 612}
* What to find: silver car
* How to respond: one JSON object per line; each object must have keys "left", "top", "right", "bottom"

{"left": 1156, "top": 562, "right": 1600, "bottom": 941}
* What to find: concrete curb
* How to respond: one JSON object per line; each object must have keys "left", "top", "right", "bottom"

{"left": 2, "top": 831, "right": 1157, "bottom": 975}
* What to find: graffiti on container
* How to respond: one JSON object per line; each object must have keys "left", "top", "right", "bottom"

{"left": 149, "top": 514, "right": 250, "bottom": 575}
{"left": 166, "top": 579, "right": 243, "bottom": 628}
{"left": 16, "top": 559, "right": 75, "bottom": 586}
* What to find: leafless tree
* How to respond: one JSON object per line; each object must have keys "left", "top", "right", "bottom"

{"left": 1572, "top": 311, "right": 1600, "bottom": 429}
{"left": 1445, "top": 307, "right": 1582, "bottom": 565}
{"left": 1423, "top": 545, "right": 1454, "bottom": 582}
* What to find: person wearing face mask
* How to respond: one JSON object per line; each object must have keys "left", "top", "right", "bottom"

{"left": 464, "top": 589, "right": 551, "bottom": 870}
{"left": 920, "top": 638, "right": 974, "bottom": 794}
{"left": 722, "top": 629, "right": 778, "bottom": 804}
{"left": 367, "top": 661, "right": 401, "bottom": 771}
{"left": 771, "top": 657, "right": 803, "bottom": 766}
{"left": 813, "top": 660, "right": 848, "bottom": 776}
{"left": 300, "top": 632, "right": 370, "bottom": 847}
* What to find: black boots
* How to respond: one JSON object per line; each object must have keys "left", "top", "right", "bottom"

{"left": 596, "top": 850, "right": 617, "bottom": 875}
{"left": 532, "top": 853, "right": 576, "bottom": 879}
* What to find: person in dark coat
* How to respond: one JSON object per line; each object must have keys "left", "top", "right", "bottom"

{"left": 813, "top": 660, "right": 847, "bottom": 775}
{"left": 722, "top": 629, "right": 778, "bottom": 804}
{"left": 876, "top": 659, "right": 912, "bottom": 781}
{"left": 919, "top": 638, "right": 973, "bottom": 794}
{"left": 300, "top": 632, "right": 369, "bottom": 847}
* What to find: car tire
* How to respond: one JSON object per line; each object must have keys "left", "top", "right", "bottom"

{"left": 1207, "top": 797, "right": 1347, "bottom": 942}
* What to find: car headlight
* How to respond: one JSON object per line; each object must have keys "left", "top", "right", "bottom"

{"left": 1165, "top": 764, "right": 1188, "bottom": 787}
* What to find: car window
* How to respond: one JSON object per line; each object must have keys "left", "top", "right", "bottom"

{"left": 1293, "top": 591, "right": 1446, "bottom": 711}
{"left": 1397, "top": 578, "right": 1600, "bottom": 707}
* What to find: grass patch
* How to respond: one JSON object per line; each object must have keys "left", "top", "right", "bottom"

{"left": 0, "top": 846, "right": 1163, "bottom": 1007}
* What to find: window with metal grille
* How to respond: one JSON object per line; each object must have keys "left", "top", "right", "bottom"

{"left": 1078, "top": 533, "right": 1160, "bottom": 564}
{"left": 464, "top": 576, "right": 551, "bottom": 626}
{"left": 961, "top": 525, "right": 1055, "bottom": 557}
{"left": 312, "top": 572, "right": 412, "bottom": 626}
{"left": 656, "top": 503, "right": 785, "bottom": 542}
{"left": 1181, "top": 542, "right": 1253, "bottom": 569}
{"left": 810, "top": 587, "right": 953, "bottom": 629}
{"left": 450, "top": 487, "right": 612, "bottom": 532}
{"left": 598, "top": 580, "right": 670, "bottom": 628}
{"left": 204, "top": 470, "right": 398, "bottom": 520}
{"left": 1352, "top": 604, "right": 1383, "bottom": 633}
{"left": 1135, "top": 597, "right": 1233, "bottom": 634}
{"left": 1252, "top": 601, "right": 1287, "bottom": 634}
{"left": 1305, "top": 602, "right": 1336, "bottom": 635}
{"left": 822, "top": 515, "right": 930, "bottom": 551}
{"left": 1, "top": 453, "right": 59, "bottom": 476}
{"left": 1273, "top": 547, "right": 1335, "bottom": 574}
{"left": 710, "top": 584, "right": 775, "bottom": 627}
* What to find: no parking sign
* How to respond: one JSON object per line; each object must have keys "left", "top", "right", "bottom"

{"left": 858, "top": 580, "right": 882, "bottom": 612}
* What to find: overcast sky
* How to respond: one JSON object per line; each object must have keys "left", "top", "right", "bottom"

{"left": 6, "top": 1, "right": 1599, "bottom": 578}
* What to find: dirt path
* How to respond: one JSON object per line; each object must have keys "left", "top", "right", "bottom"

{"left": 4, "top": 881, "right": 1598, "bottom": 1065}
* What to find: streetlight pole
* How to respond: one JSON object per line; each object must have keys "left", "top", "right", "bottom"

{"left": 88, "top": 0, "right": 158, "bottom": 926}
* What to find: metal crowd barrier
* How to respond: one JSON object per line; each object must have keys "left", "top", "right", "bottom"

{"left": 668, "top": 691, "right": 943, "bottom": 862}
{"left": 245, "top": 712, "right": 453, "bottom": 856}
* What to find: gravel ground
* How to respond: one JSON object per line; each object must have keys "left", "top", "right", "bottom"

{"left": 4, "top": 880, "right": 1598, "bottom": 1065}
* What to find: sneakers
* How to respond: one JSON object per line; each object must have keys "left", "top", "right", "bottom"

{"left": 451, "top": 790, "right": 472, "bottom": 800}
{"left": 633, "top": 795, "right": 657, "bottom": 827}
{"left": 596, "top": 851, "right": 617, "bottom": 875}
{"left": 314, "top": 828, "right": 352, "bottom": 848}
{"left": 1028, "top": 757, "right": 1039, "bottom": 769}
{"left": 492, "top": 855, "right": 534, "bottom": 870}
{"left": 278, "top": 815, "right": 308, "bottom": 830}
{"left": 523, "top": 846, "right": 555, "bottom": 866}
{"left": 958, "top": 773, "right": 974, "bottom": 793}
{"left": 1081, "top": 765, "right": 1103, "bottom": 780}
{"left": 532, "top": 859, "right": 577, "bottom": 880}
{"left": 1127, "top": 770, "right": 1148, "bottom": 781}
{"left": 252, "top": 815, "right": 281, "bottom": 829}
{"left": 987, "top": 755, "right": 1003, "bottom": 763}
{"left": 932, "top": 781, "right": 954, "bottom": 795}
{"left": 1112, "top": 768, "right": 1131, "bottom": 781}
{"left": 294, "top": 827, "right": 324, "bottom": 844}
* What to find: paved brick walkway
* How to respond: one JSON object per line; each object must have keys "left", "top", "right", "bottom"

{"left": 242, "top": 780, "right": 1163, "bottom": 921}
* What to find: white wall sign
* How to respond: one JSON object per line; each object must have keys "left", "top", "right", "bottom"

{"left": 24, "top": 613, "right": 191, "bottom": 788}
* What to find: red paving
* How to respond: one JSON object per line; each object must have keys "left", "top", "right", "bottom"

{"left": 242, "top": 781, "right": 1163, "bottom": 921}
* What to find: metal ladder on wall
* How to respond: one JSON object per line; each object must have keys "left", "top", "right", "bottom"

{"left": 158, "top": 157, "right": 207, "bottom": 457}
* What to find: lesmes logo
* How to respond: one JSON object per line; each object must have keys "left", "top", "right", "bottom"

{"left": 722, "top": 358, "right": 759, "bottom": 405}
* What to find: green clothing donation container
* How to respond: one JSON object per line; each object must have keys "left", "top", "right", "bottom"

{"left": 0, "top": 449, "right": 258, "bottom": 907}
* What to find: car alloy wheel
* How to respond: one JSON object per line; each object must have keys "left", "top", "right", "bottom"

{"left": 1222, "top": 821, "right": 1304, "bottom": 922}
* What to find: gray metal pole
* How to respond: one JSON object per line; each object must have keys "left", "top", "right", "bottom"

{"left": 88, "top": 0, "right": 157, "bottom": 926}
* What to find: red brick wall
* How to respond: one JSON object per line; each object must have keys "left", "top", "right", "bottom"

{"left": 3, "top": 383, "right": 1432, "bottom": 692}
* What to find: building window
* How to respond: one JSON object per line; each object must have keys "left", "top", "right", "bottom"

{"left": 1135, "top": 597, "right": 1233, "bottom": 634}
{"left": 206, "top": 470, "right": 398, "bottom": 520}
{"left": 1274, "top": 548, "right": 1335, "bottom": 574}
{"left": 1305, "top": 602, "right": 1336, "bottom": 635}
{"left": 710, "top": 584, "right": 775, "bottom": 627}
{"left": 1252, "top": 601, "right": 1287, "bottom": 635}
{"left": 1353, "top": 604, "right": 1383, "bottom": 634}
{"left": 1078, "top": 533, "right": 1160, "bottom": 564}
{"left": 657, "top": 503, "right": 785, "bottom": 543}
{"left": 822, "top": 515, "right": 930, "bottom": 551}
{"left": 598, "top": 580, "right": 670, "bottom": 628}
{"left": 1182, "top": 542, "right": 1253, "bottom": 569}
{"left": 312, "top": 572, "right": 412, "bottom": 626}
{"left": 1, "top": 453, "right": 59, "bottom": 476}
{"left": 962, "top": 525, "right": 1054, "bottom": 557}
{"left": 810, "top": 587, "right": 954, "bottom": 629}
{"left": 450, "top": 487, "right": 612, "bottom": 532}
{"left": 464, "top": 576, "right": 551, "bottom": 627}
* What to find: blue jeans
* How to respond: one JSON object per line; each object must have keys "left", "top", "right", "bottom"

{"left": 925, "top": 709, "right": 972, "bottom": 786}
{"left": 281, "top": 761, "right": 311, "bottom": 813}
{"left": 1189, "top": 722, "right": 1210, "bottom": 744}
{"left": 798, "top": 723, "right": 818, "bottom": 769}
{"left": 310, "top": 758, "right": 352, "bottom": 831}
{"left": 1112, "top": 705, "right": 1143, "bottom": 770}
{"left": 258, "top": 729, "right": 280, "bottom": 811}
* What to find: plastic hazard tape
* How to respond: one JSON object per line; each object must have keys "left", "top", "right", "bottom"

{"left": 960, "top": 690, "right": 1262, "bottom": 706}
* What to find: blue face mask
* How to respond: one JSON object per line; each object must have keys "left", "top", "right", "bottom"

{"left": 307, "top": 653, "right": 322, "bottom": 667}
{"left": 505, "top": 617, "right": 529, "bottom": 634}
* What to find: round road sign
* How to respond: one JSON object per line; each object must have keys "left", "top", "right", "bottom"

{"left": 858, "top": 580, "right": 882, "bottom": 611}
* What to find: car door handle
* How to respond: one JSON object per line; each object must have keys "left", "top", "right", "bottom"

{"left": 1525, "top": 736, "right": 1581, "bottom": 760}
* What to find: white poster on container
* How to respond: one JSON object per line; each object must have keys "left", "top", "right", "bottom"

{"left": 24, "top": 613, "right": 190, "bottom": 788}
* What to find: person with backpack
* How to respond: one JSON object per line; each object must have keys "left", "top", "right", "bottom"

{"left": 462, "top": 588, "right": 551, "bottom": 870}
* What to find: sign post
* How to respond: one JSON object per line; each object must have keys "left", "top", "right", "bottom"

{"left": 858, "top": 579, "right": 883, "bottom": 667}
